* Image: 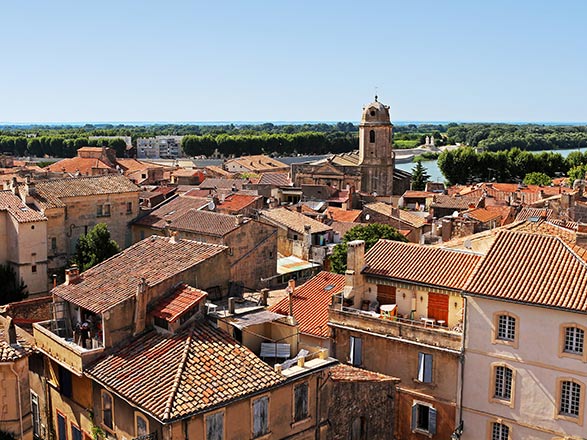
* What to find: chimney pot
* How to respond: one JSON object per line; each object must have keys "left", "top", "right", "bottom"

{"left": 228, "top": 297, "right": 237, "bottom": 314}
{"left": 64, "top": 265, "right": 80, "bottom": 285}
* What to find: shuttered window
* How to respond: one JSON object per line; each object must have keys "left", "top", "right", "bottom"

{"left": 377, "top": 285, "right": 396, "bottom": 305}
{"left": 417, "top": 353, "right": 433, "bottom": 383}
{"left": 206, "top": 412, "right": 224, "bottom": 440}
{"left": 253, "top": 396, "right": 269, "bottom": 438}
{"left": 411, "top": 403, "right": 437, "bottom": 435}
{"left": 427, "top": 292, "right": 448, "bottom": 323}
{"left": 350, "top": 336, "right": 362, "bottom": 367}
{"left": 294, "top": 382, "right": 309, "bottom": 422}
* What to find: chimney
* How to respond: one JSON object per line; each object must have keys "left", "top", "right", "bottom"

{"left": 64, "top": 266, "right": 80, "bottom": 285}
{"left": 228, "top": 297, "right": 237, "bottom": 315}
{"left": 441, "top": 218, "right": 453, "bottom": 242}
{"left": 10, "top": 177, "right": 17, "bottom": 195}
{"left": 346, "top": 240, "right": 365, "bottom": 273}
{"left": 235, "top": 214, "right": 244, "bottom": 226}
{"left": 169, "top": 231, "right": 177, "bottom": 244}
{"left": 133, "top": 278, "right": 148, "bottom": 336}
{"left": 4, "top": 316, "right": 17, "bottom": 345}
{"left": 260, "top": 288, "right": 269, "bottom": 306}
{"left": 287, "top": 279, "right": 295, "bottom": 317}
{"left": 344, "top": 240, "right": 366, "bottom": 308}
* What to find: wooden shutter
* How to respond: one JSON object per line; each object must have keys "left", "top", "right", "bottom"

{"left": 350, "top": 336, "right": 362, "bottom": 366}
{"left": 411, "top": 404, "right": 417, "bottom": 431}
{"left": 429, "top": 407, "right": 437, "bottom": 435}
{"left": 206, "top": 412, "right": 224, "bottom": 440}
{"left": 417, "top": 353, "right": 433, "bottom": 383}
{"left": 294, "top": 383, "right": 309, "bottom": 422}
{"left": 427, "top": 292, "right": 448, "bottom": 323}
{"left": 377, "top": 285, "right": 396, "bottom": 305}
{"left": 253, "top": 397, "right": 268, "bottom": 437}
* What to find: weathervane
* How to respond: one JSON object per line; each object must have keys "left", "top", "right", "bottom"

{"left": 374, "top": 86, "right": 378, "bottom": 102}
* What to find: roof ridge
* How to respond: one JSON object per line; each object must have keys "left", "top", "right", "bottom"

{"left": 163, "top": 326, "right": 194, "bottom": 421}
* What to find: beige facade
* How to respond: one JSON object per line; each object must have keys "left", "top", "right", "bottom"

{"left": 463, "top": 297, "right": 587, "bottom": 440}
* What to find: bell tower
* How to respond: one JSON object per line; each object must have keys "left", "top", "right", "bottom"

{"left": 358, "top": 96, "right": 395, "bottom": 196}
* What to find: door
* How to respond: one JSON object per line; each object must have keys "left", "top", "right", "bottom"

{"left": 427, "top": 292, "right": 448, "bottom": 323}
{"left": 377, "top": 285, "right": 396, "bottom": 305}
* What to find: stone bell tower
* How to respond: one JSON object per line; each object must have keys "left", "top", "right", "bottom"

{"left": 358, "top": 96, "right": 395, "bottom": 196}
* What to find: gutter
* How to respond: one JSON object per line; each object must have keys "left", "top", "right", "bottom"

{"left": 5, "top": 363, "right": 24, "bottom": 439}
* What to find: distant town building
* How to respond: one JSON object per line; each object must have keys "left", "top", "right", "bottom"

{"left": 136, "top": 136, "right": 184, "bottom": 159}
{"left": 292, "top": 97, "right": 412, "bottom": 197}
{"left": 224, "top": 154, "right": 289, "bottom": 174}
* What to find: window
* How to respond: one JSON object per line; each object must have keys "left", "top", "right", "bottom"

{"left": 369, "top": 130, "right": 375, "bottom": 143}
{"left": 560, "top": 380, "right": 581, "bottom": 417}
{"left": 564, "top": 326, "right": 584, "bottom": 355}
{"left": 417, "top": 353, "right": 433, "bottom": 383}
{"left": 57, "top": 412, "right": 67, "bottom": 440}
{"left": 58, "top": 366, "right": 73, "bottom": 398}
{"left": 31, "top": 392, "right": 40, "bottom": 439}
{"left": 32, "top": 264, "right": 37, "bottom": 273}
{"left": 71, "top": 425, "right": 82, "bottom": 440}
{"left": 97, "top": 204, "right": 111, "bottom": 217}
{"left": 411, "top": 403, "right": 436, "bottom": 435}
{"left": 350, "top": 416, "right": 367, "bottom": 440}
{"left": 135, "top": 413, "right": 149, "bottom": 438}
{"left": 497, "top": 315, "right": 516, "bottom": 341}
{"left": 350, "top": 336, "right": 362, "bottom": 367}
{"left": 51, "top": 237, "right": 57, "bottom": 250}
{"left": 494, "top": 366, "right": 513, "bottom": 401}
{"left": 491, "top": 422, "right": 509, "bottom": 440}
{"left": 126, "top": 202, "right": 133, "bottom": 215}
{"left": 252, "top": 396, "right": 269, "bottom": 438}
{"left": 206, "top": 411, "right": 224, "bottom": 440}
{"left": 101, "top": 390, "right": 113, "bottom": 430}
{"left": 294, "top": 382, "right": 309, "bottom": 422}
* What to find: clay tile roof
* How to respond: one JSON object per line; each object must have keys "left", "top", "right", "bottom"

{"left": 515, "top": 207, "right": 554, "bottom": 223}
{"left": 0, "top": 322, "right": 35, "bottom": 362}
{"left": 45, "top": 157, "right": 114, "bottom": 175}
{"left": 269, "top": 271, "right": 345, "bottom": 338}
{"left": 199, "top": 178, "right": 244, "bottom": 191}
{"left": 151, "top": 284, "right": 207, "bottom": 323}
{"left": 205, "top": 166, "right": 234, "bottom": 178}
{"left": 169, "top": 209, "right": 243, "bottom": 236}
{"left": 260, "top": 207, "right": 332, "bottom": 235}
{"left": 30, "top": 175, "right": 139, "bottom": 209}
{"left": 217, "top": 194, "right": 262, "bottom": 213}
{"left": 464, "top": 207, "right": 503, "bottom": 223}
{"left": 134, "top": 195, "right": 210, "bottom": 229}
{"left": 325, "top": 207, "right": 362, "bottom": 223}
{"left": 364, "top": 240, "right": 482, "bottom": 290}
{"left": 258, "top": 172, "right": 291, "bottom": 186}
{"left": 431, "top": 194, "right": 479, "bottom": 210}
{"left": 0, "top": 191, "right": 46, "bottom": 223}
{"left": 364, "top": 202, "right": 427, "bottom": 228}
{"left": 402, "top": 191, "right": 435, "bottom": 199}
{"left": 465, "top": 230, "right": 587, "bottom": 312}
{"left": 329, "top": 364, "right": 397, "bottom": 382}
{"left": 52, "top": 236, "right": 227, "bottom": 314}
{"left": 86, "top": 322, "right": 285, "bottom": 422}
{"left": 226, "top": 155, "right": 288, "bottom": 172}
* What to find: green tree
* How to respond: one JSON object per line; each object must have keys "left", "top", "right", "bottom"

{"left": 410, "top": 160, "right": 430, "bottom": 191}
{"left": 72, "top": 224, "right": 120, "bottom": 271}
{"left": 568, "top": 165, "right": 587, "bottom": 186}
{"left": 330, "top": 223, "right": 407, "bottom": 274}
{"left": 0, "top": 264, "right": 28, "bottom": 305}
{"left": 523, "top": 172, "right": 552, "bottom": 186}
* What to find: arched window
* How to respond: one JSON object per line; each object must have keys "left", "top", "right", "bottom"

{"left": 369, "top": 130, "right": 375, "bottom": 143}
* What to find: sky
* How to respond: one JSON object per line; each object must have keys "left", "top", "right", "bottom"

{"left": 1, "top": 0, "right": 586, "bottom": 123}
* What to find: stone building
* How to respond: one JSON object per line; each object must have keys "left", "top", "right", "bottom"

{"left": 7, "top": 175, "right": 140, "bottom": 273}
{"left": 292, "top": 97, "right": 412, "bottom": 197}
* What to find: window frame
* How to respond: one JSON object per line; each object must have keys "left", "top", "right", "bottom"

{"left": 491, "top": 311, "right": 519, "bottom": 348}
{"left": 251, "top": 394, "right": 270, "bottom": 438}
{"left": 559, "top": 323, "right": 587, "bottom": 362}
{"left": 349, "top": 335, "right": 362, "bottom": 367}
{"left": 489, "top": 363, "right": 516, "bottom": 408}
{"left": 556, "top": 377, "right": 584, "bottom": 425}
{"left": 205, "top": 409, "right": 225, "bottom": 440}
{"left": 135, "top": 412, "right": 149, "bottom": 438}
{"left": 71, "top": 423, "right": 82, "bottom": 440}
{"left": 292, "top": 381, "right": 310, "bottom": 424}
{"left": 486, "top": 420, "right": 511, "bottom": 440}
{"left": 57, "top": 410, "right": 67, "bottom": 440}
{"left": 31, "top": 391, "right": 41, "bottom": 439}
{"left": 416, "top": 352, "right": 433, "bottom": 384}
{"left": 101, "top": 389, "right": 114, "bottom": 432}
{"left": 411, "top": 401, "right": 437, "bottom": 435}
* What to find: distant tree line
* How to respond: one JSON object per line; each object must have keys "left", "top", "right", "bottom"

{"left": 447, "top": 124, "right": 587, "bottom": 151}
{"left": 438, "top": 147, "right": 587, "bottom": 185}
{"left": 0, "top": 136, "right": 127, "bottom": 158}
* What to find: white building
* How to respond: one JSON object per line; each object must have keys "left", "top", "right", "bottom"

{"left": 137, "top": 136, "right": 184, "bottom": 159}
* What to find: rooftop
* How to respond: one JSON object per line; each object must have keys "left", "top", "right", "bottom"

{"left": 86, "top": 321, "right": 285, "bottom": 422}
{"left": 150, "top": 283, "right": 207, "bottom": 323}
{"left": 169, "top": 209, "right": 246, "bottom": 237}
{"left": 364, "top": 239, "right": 482, "bottom": 291}
{"left": 134, "top": 195, "right": 210, "bottom": 230}
{"left": 225, "top": 155, "right": 288, "bottom": 172}
{"left": 257, "top": 172, "right": 291, "bottom": 186}
{"left": 260, "top": 207, "right": 332, "bottom": 235}
{"left": 52, "top": 236, "right": 227, "bottom": 314}
{"left": 0, "top": 190, "right": 46, "bottom": 223}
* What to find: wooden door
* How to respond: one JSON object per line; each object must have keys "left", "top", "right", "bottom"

{"left": 377, "top": 285, "right": 396, "bottom": 305}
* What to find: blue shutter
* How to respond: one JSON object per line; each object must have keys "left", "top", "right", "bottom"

{"left": 428, "top": 407, "right": 437, "bottom": 435}
{"left": 411, "top": 404, "right": 418, "bottom": 431}
{"left": 355, "top": 338, "right": 362, "bottom": 366}
{"left": 424, "top": 354, "right": 433, "bottom": 383}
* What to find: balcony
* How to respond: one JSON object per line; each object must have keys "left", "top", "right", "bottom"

{"left": 328, "top": 302, "right": 463, "bottom": 351}
{"left": 33, "top": 320, "right": 105, "bottom": 375}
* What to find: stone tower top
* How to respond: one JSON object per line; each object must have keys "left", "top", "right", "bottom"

{"left": 361, "top": 97, "right": 392, "bottom": 126}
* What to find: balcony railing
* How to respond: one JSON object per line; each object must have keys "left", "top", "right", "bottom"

{"left": 328, "top": 304, "right": 463, "bottom": 351}
{"left": 33, "top": 320, "right": 105, "bottom": 375}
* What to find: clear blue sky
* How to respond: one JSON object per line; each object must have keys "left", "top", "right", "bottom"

{"left": 1, "top": 0, "right": 586, "bottom": 123}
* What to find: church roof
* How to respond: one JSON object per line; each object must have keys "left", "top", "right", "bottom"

{"left": 361, "top": 97, "right": 391, "bottom": 125}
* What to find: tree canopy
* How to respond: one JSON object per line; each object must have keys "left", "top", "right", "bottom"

{"left": 410, "top": 160, "right": 430, "bottom": 191}
{"left": 72, "top": 224, "right": 120, "bottom": 272}
{"left": 523, "top": 172, "right": 552, "bottom": 186}
{"left": 0, "top": 264, "right": 27, "bottom": 305}
{"left": 330, "top": 223, "right": 408, "bottom": 274}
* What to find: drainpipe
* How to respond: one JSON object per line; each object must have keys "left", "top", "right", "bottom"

{"left": 452, "top": 295, "right": 467, "bottom": 439}
{"left": 9, "top": 363, "right": 24, "bottom": 440}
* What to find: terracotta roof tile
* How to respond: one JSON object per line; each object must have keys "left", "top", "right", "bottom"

{"left": 329, "top": 364, "right": 397, "bottom": 382}
{"left": 465, "top": 230, "right": 587, "bottom": 312}
{"left": 325, "top": 207, "right": 362, "bottom": 223}
{"left": 431, "top": 194, "right": 479, "bottom": 210}
{"left": 151, "top": 284, "right": 207, "bottom": 323}
{"left": 515, "top": 207, "right": 554, "bottom": 223}
{"left": 258, "top": 172, "right": 291, "bottom": 186}
{"left": 169, "top": 209, "right": 244, "bottom": 236}
{"left": 217, "top": 194, "right": 262, "bottom": 214}
{"left": 0, "top": 191, "right": 46, "bottom": 223}
{"left": 53, "top": 236, "right": 227, "bottom": 314}
{"left": 364, "top": 239, "right": 482, "bottom": 290}
{"left": 134, "top": 195, "right": 210, "bottom": 229}
{"left": 365, "top": 202, "right": 428, "bottom": 228}
{"left": 269, "top": 271, "right": 345, "bottom": 338}
{"left": 260, "top": 207, "right": 332, "bottom": 235}
{"left": 225, "top": 155, "right": 288, "bottom": 172}
{"left": 45, "top": 157, "right": 114, "bottom": 175}
{"left": 463, "top": 207, "right": 503, "bottom": 223}
{"left": 86, "top": 322, "right": 285, "bottom": 422}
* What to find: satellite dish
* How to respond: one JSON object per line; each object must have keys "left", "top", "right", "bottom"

{"left": 365, "top": 214, "right": 370, "bottom": 221}
{"left": 208, "top": 201, "right": 216, "bottom": 211}
{"left": 452, "top": 211, "right": 459, "bottom": 218}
